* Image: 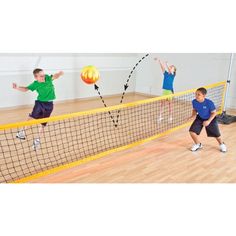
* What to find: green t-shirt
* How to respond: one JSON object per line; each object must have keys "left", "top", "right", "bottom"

{"left": 27, "top": 74, "right": 56, "bottom": 102}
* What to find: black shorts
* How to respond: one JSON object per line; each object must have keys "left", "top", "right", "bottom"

{"left": 189, "top": 115, "right": 221, "bottom": 138}
{"left": 29, "top": 100, "right": 54, "bottom": 126}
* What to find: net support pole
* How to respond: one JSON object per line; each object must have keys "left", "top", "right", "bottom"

{"left": 217, "top": 53, "right": 236, "bottom": 124}
{"left": 223, "top": 53, "right": 234, "bottom": 112}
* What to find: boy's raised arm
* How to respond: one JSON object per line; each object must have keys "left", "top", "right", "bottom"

{"left": 52, "top": 71, "right": 64, "bottom": 80}
{"left": 165, "top": 61, "right": 171, "bottom": 73}
{"left": 154, "top": 58, "right": 166, "bottom": 73}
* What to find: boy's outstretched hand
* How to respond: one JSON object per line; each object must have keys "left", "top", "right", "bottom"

{"left": 58, "top": 71, "right": 64, "bottom": 76}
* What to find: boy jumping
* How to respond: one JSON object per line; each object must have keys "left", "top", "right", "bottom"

{"left": 13, "top": 68, "right": 64, "bottom": 150}
{"left": 188, "top": 87, "right": 227, "bottom": 152}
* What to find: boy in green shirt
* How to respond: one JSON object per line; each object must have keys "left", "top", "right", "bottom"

{"left": 13, "top": 68, "right": 64, "bottom": 150}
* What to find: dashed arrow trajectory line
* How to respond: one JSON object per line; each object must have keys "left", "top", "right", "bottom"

{"left": 94, "top": 84, "right": 117, "bottom": 126}
{"left": 94, "top": 53, "right": 150, "bottom": 127}
{"left": 115, "top": 53, "right": 150, "bottom": 124}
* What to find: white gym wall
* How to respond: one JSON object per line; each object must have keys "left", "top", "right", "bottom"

{"left": 0, "top": 53, "right": 235, "bottom": 109}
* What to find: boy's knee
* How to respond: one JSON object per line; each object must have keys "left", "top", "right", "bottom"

{"left": 189, "top": 131, "right": 197, "bottom": 135}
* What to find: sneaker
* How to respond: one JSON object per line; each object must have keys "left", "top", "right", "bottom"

{"left": 33, "top": 138, "right": 40, "bottom": 151}
{"left": 219, "top": 143, "right": 227, "bottom": 152}
{"left": 16, "top": 130, "right": 26, "bottom": 140}
{"left": 191, "top": 143, "right": 203, "bottom": 152}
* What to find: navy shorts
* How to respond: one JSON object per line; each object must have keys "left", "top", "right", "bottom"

{"left": 189, "top": 115, "right": 221, "bottom": 137}
{"left": 29, "top": 100, "right": 54, "bottom": 126}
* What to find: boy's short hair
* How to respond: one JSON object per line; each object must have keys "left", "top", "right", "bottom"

{"left": 196, "top": 87, "right": 207, "bottom": 95}
{"left": 33, "top": 68, "right": 43, "bottom": 75}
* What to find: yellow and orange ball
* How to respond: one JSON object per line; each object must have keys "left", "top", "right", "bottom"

{"left": 81, "top": 65, "right": 100, "bottom": 84}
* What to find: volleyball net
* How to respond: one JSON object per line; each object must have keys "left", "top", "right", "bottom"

{"left": 0, "top": 81, "right": 226, "bottom": 183}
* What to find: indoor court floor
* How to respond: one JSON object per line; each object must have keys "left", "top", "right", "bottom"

{"left": 29, "top": 118, "right": 236, "bottom": 183}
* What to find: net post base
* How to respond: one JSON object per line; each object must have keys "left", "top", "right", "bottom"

{"left": 217, "top": 111, "right": 236, "bottom": 125}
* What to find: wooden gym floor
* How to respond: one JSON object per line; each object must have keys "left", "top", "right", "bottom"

{"left": 30, "top": 119, "right": 236, "bottom": 183}
{"left": 1, "top": 94, "right": 236, "bottom": 183}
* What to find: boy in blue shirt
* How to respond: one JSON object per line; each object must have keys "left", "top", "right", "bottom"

{"left": 189, "top": 87, "right": 227, "bottom": 152}
{"left": 154, "top": 58, "right": 176, "bottom": 122}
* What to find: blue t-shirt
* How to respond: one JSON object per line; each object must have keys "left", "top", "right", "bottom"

{"left": 192, "top": 98, "right": 216, "bottom": 120}
{"left": 162, "top": 71, "right": 175, "bottom": 91}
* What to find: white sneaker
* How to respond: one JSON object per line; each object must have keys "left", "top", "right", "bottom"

{"left": 33, "top": 138, "right": 40, "bottom": 151}
{"left": 191, "top": 143, "right": 203, "bottom": 152}
{"left": 219, "top": 143, "right": 227, "bottom": 152}
{"left": 16, "top": 130, "right": 26, "bottom": 140}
